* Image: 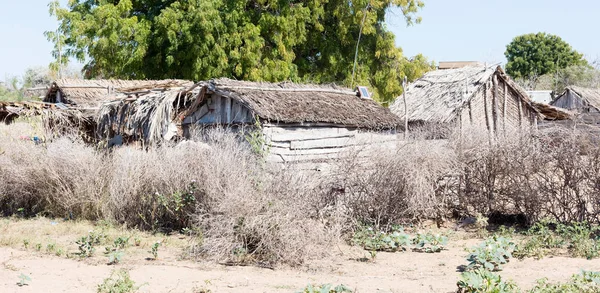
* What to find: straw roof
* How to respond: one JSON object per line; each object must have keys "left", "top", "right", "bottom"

{"left": 44, "top": 79, "right": 193, "bottom": 109}
{"left": 389, "top": 66, "right": 538, "bottom": 124}
{"left": 211, "top": 78, "right": 400, "bottom": 129}
{"left": 532, "top": 102, "right": 574, "bottom": 121}
{"left": 563, "top": 86, "right": 600, "bottom": 111}
{"left": 96, "top": 79, "right": 399, "bottom": 145}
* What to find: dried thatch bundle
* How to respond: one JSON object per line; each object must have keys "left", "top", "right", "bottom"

{"left": 97, "top": 85, "right": 201, "bottom": 144}
{"left": 0, "top": 101, "right": 96, "bottom": 141}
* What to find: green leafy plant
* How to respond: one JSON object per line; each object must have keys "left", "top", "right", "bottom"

{"left": 97, "top": 269, "right": 141, "bottom": 293}
{"left": 351, "top": 226, "right": 411, "bottom": 252}
{"left": 35, "top": 243, "right": 42, "bottom": 251}
{"left": 113, "top": 236, "right": 130, "bottom": 250}
{"left": 466, "top": 236, "right": 516, "bottom": 272}
{"left": 514, "top": 222, "right": 565, "bottom": 260}
{"left": 245, "top": 117, "right": 270, "bottom": 159}
{"left": 22, "top": 239, "right": 29, "bottom": 249}
{"left": 528, "top": 270, "right": 600, "bottom": 293}
{"left": 412, "top": 232, "right": 448, "bottom": 253}
{"left": 457, "top": 269, "right": 518, "bottom": 293}
{"left": 149, "top": 241, "right": 161, "bottom": 260}
{"left": 556, "top": 222, "right": 600, "bottom": 259}
{"left": 16, "top": 273, "right": 31, "bottom": 287}
{"left": 297, "top": 283, "right": 353, "bottom": 293}
{"left": 107, "top": 250, "right": 124, "bottom": 265}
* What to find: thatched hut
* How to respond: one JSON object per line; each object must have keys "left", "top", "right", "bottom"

{"left": 43, "top": 79, "right": 193, "bottom": 109}
{"left": 390, "top": 66, "right": 541, "bottom": 136}
{"left": 551, "top": 86, "right": 600, "bottom": 113}
{"left": 97, "top": 78, "right": 400, "bottom": 164}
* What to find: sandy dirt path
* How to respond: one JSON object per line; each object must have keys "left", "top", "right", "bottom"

{"left": 2, "top": 239, "right": 600, "bottom": 293}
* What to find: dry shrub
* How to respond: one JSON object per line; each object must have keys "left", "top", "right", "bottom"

{"left": 457, "top": 128, "right": 600, "bottom": 224}
{"left": 330, "top": 139, "right": 459, "bottom": 229}
{"left": 0, "top": 123, "right": 339, "bottom": 265}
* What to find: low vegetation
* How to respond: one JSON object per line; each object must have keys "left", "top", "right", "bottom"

{"left": 3, "top": 122, "right": 600, "bottom": 269}
{"left": 97, "top": 269, "right": 140, "bottom": 293}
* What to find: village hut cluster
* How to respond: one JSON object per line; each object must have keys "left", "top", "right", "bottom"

{"left": 3, "top": 62, "right": 594, "bottom": 169}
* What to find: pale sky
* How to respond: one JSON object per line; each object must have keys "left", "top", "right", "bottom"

{"left": 388, "top": 0, "right": 600, "bottom": 64}
{"left": 1, "top": 0, "right": 599, "bottom": 81}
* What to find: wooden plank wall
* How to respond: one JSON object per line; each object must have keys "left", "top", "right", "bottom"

{"left": 184, "top": 94, "right": 254, "bottom": 125}
{"left": 263, "top": 125, "right": 399, "bottom": 167}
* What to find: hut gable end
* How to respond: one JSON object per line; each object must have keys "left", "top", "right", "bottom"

{"left": 551, "top": 86, "right": 600, "bottom": 113}
{"left": 390, "top": 66, "right": 540, "bottom": 131}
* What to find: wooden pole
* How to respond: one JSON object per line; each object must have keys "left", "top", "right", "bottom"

{"left": 503, "top": 82, "right": 507, "bottom": 135}
{"left": 403, "top": 76, "right": 408, "bottom": 139}
{"left": 483, "top": 82, "right": 493, "bottom": 144}
{"left": 492, "top": 74, "right": 499, "bottom": 136}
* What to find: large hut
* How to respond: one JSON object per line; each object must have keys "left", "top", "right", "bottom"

{"left": 390, "top": 66, "right": 541, "bottom": 137}
{"left": 97, "top": 78, "right": 401, "bottom": 165}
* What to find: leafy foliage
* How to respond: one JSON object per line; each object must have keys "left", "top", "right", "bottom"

{"left": 76, "top": 230, "right": 105, "bottom": 258}
{"left": 351, "top": 226, "right": 411, "bottom": 252}
{"left": 528, "top": 271, "right": 600, "bottom": 293}
{"left": 352, "top": 226, "right": 448, "bottom": 253}
{"left": 457, "top": 269, "right": 519, "bottom": 293}
{"left": 466, "top": 236, "right": 516, "bottom": 272}
{"left": 47, "top": 0, "right": 433, "bottom": 103}
{"left": 412, "top": 232, "right": 448, "bottom": 253}
{"left": 97, "top": 269, "right": 140, "bottom": 293}
{"left": 505, "top": 33, "right": 587, "bottom": 81}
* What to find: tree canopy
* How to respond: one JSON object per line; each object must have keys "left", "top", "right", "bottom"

{"left": 504, "top": 33, "right": 587, "bottom": 81}
{"left": 47, "top": 0, "right": 433, "bottom": 104}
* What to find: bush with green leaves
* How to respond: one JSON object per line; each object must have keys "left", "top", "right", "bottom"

{"left": 412, "top": 232, "right": 448, "bottom": 253}
{"left": 297, "top": 284, "right": 353, "bottom": 293}
{"left": 351, "top": 226, "right": 411, "bottom": 252}
{"left": 514, "top": 222, "right": 566, "bottom": 260}
{"left": 466, "top": 236, "right": 516, "bottom": 272}
{"left": 556, "top": 222, "right": 600, "bottom": 259}
{"left": 76, "top": 230, "right": 105, "bottom": 258}
{"left": 97, "top": 269, "right": 140, "bottom": 293}
{"left": 528, "top": 271, "right": 600, "bottom": 293}
{"left": 457, "top": 268, "right": 519, "bottom": 293}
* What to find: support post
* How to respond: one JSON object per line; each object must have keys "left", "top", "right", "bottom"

{"left": 403, "top": 77, "right": 408, "bottom": 139}
{"left": 483, "top": 82, "right": 493, "bottom": 144}
{"left": 503, "top": 82, "right": 507, "bottom": 135}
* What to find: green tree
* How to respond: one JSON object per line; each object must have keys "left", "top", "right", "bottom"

{"left": 46, "top": 0, "right": 432, "bottom": 103}
{"left": 505, "top": 33, "right": 588, "bottom": 81}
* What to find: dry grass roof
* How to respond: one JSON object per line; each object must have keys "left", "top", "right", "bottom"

{"left": 44, "top": 78, "right": 193, "bottom": 108}
{"left": 210, "top": 78, "right": 400, "bottom": 129}
{"left": 564, "top": 86, "right": 600, "bottom": 110}
{"left": 532, "top": 102, "right": 573, "bottom": 120}
{"left": 389, "top": 66, "right": 538, "bottom": 124}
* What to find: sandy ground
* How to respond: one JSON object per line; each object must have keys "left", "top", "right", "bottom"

{"left": 2, "top": 237, "right": 600, "bottom": 293}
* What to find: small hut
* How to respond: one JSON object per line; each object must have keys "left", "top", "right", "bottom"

{"left": 551, "top": 86, "right": 600, "bottom": 113}
{"left": 97, "top": 78, "right": 400, "bottom": 164}
{"left": 390, "top": 66, "right": 540, "bottom": 136}
{"left": 43, "top": 79, "right": 193, "bottom": 109}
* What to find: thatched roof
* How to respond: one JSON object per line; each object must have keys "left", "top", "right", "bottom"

{"left": 1, "top": 101, "right": 95, "bottom": 141}
{"left": 563, "top": 86, "right": 600, "bottom": 111}
{"left": 96, "top": 79, "right": 399, "bottom": 145}
{"left": 389, "top": 66, "right": 538, "bottom": 124}
{"left": 210, "top": 78, "right": 400, "bottom": 129}
{"left": 44, "top": 79, "right": 193, "bottom": 109}
{"left": 532, "top": 102, "right": 574, "bottom": 121}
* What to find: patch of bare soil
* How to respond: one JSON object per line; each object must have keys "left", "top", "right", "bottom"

{"left": 2, "top": 237, "right": 600, "bottom": 293}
